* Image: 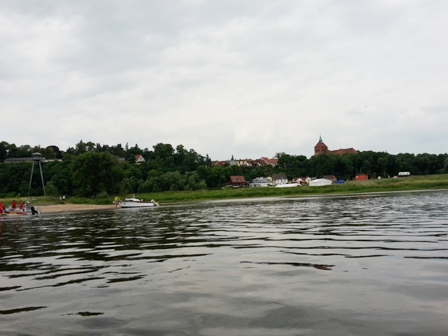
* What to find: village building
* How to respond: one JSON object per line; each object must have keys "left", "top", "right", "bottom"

{"left": 249, "top": 177, "right": 272, "bottom": 187}
{"left": 322, "top": 175, "right": 337, "bottom": 182}
{"left": 272, "top": 173, "right": 288, "bottom": 185}
{"left": 135, "top": 154, "right": 145, "bottom": 164}
{"left": 260, "top": 157, "right": 278, "bottom": 166}
{"left": 314, "top": 136, "right": 358, "bottom": 156}
{"left": 228, "top": 176, "right": 247, "bottom": 187}
{"left": 301, "top": 177, "right": 312, "bottom": 184}
{"left": 212, "top": 156, "right": 278, "bottom": 167}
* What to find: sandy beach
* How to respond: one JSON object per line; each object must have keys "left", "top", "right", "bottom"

{"left": 37, "top": 204, "right": 116, "bottom": 214}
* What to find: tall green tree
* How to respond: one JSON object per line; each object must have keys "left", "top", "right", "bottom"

{"left": 0, "top": 141, "right": 9, "bottom": 161}
{"left": 72, "top": 152, "right": 123, "bottom": 196}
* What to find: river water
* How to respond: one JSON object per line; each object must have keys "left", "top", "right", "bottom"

{"left": 1, "top": 191, "right": 448, "bottom": 335}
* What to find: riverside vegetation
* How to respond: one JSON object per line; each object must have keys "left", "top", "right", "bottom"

{"left": 1, "top": 140, "right": 448, "bottom": 203}
{"left": 2, "top": 174, "right": 447, "bottom": 207}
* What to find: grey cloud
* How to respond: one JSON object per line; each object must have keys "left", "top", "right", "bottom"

{"left": 1, "top": 0, "right": 448, "bottom": 159}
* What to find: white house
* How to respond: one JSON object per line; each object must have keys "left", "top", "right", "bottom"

{"left": 272, "top": 174, "right": 288, "bottom": 186}
{"left": 135, "top": 154, "right": 145, "bottom": 164}
{"left": 250, "top": 177, "right": 271, "bottom": 187}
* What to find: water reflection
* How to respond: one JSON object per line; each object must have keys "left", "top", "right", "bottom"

{"left": 1, "top": 191, "right": 448, "bottom": 335}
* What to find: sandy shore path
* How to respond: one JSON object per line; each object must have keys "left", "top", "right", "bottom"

{"left": 37, "top": 204, "right": 116, "bottom": 214}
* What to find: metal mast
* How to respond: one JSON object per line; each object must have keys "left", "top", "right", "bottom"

{"left": 28, "top": 153, "right": 46, "bottom": 197}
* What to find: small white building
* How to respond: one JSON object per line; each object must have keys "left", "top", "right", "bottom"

{"left": 250, "top": 177, "right": 271, "bottom": 187}
{"left": 272, "top": 174, "right": 288, "bottom": 186}
{"left": 135, "top": 154, "right": 145, "bottom": 164}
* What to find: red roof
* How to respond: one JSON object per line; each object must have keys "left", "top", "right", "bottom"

{"left": 328, "top": 148, "right": 358, "bottom": 155}
{"left": 229, "top": 176, "right": 246, "bottom": 183}
{"left": 260, "top": 157, "right": 278, "bottom": 166}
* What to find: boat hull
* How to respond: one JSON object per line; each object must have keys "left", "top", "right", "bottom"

{"left": 117, "top": 197, "right": 159, "bottom": 208}
{"left": 3, "top": 209, "right": 40, "bottom": 216}
{"left": 118, "top": 202, "right": 157, "bottom": 208}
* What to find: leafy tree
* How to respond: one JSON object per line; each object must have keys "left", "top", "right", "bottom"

{"left": 44, "top": 160, "right": 73, "bottom": 196}
{"left": 47, "top": 145, "right": 62, "bottom": 159}
{"left": 0, "top": 141, "right": 9, "bottom": 161}
{"left": 196, "top": 165, "right": 208, "bottom": 181}
{"left": 74, "top": 140, "right": 87, "bottom": 155}
{"left": 45, "top": 181, "right": 59, "bottom": 197}
{"left": 127, "top": 144, "right": 144, "bottom": 161}
{"left": 120, "top": 176, "right": 142, "bottom": 194}
{"left": 43, "top": 147, "right": 57, "bottom": 160}
{"left": 396, "top": 153, "right": 415, "bottom": 174}
{"left": 6, "top": 143, "right": 31, "bottom": 158}
{"left": 443, "top": 157, "right": 448, "bottom": 173}
{"left": 362, "top": 160, "right": 372, "bottom": 176}
{"left": 0, "top": 161, "right": 36, "bottom": 196}
{"left": 205, "top": 166, "right": 227, "bottom": 188}
{"left": 276, "top": 153, "right": 308, "bottom": 178}
{"left": 153, "top": 143, "right": 175, "bottom": 159}
{"left": 377, "top": 157, "right": 388, "bottom": 177}
{"left": 72, "top": 152, "right": 123, "bottom": 196}
{"left": 119, "top": 164, "right": 144, "bottom": 194}
{"left": 2, "top": 139, "right": 448, "bottom": 197}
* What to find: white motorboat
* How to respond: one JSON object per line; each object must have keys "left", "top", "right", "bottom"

{"left": 118, "top": 198, "right": 159, "bottom": 208}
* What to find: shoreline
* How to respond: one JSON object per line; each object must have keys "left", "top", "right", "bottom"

{"left": 37, "top": 204, "right": 116, "bottom": 214}
{"left": 33, "top": 188, "right": 448, "bottom": 214}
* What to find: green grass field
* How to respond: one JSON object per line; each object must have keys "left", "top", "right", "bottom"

{"left": 7, "top": 174, "right": 446, "bottom": 206}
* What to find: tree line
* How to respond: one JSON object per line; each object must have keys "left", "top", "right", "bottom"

{"left": 0, "top": 140, "right": 447, "bottom": 198}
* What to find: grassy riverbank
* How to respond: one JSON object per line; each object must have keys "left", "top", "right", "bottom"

{"left": 4, "top": 174, "right": 447, "bottom": 207}
{"left": 147, "top": 174, "right": 448, "bottom": 204}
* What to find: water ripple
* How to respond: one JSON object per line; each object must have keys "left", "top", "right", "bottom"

{"left": 1, "top": 191, "right": 448, "bottom": 335}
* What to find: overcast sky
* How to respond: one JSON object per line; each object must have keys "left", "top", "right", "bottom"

{"left": 1, "top": 0, "right": 447, "bottom": 160}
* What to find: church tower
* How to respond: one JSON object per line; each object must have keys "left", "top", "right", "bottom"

{"left": 314, "top": 136, "right": 328, "bottom": 155}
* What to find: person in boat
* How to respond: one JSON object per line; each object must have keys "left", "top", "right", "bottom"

{"left": 19, "top": 201, "right": 23, "bottom": 210}
{"left": 114, "top": 196, "right": 120, "bottom": 208}
{"left": 0, "top": 202, "right": 4, "bottom": 214}
{"left": 11, "top": 200, "right": 16, "bottom": 209}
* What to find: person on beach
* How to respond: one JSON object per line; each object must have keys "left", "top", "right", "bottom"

{"left": 114, "top": 196, "right": 120, "bottom": 208}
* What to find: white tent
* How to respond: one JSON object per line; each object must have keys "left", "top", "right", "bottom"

{"left": 309, "top": 178, "right": 332, "bottom": 187}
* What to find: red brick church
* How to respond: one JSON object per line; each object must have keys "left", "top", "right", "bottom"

{"left": 314, "top": 136, "right": 358, "bottom": 156}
